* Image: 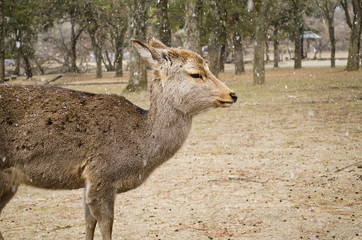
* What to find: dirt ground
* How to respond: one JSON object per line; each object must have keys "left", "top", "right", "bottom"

{"left": 1, "top": 66, "right": 361, "bottom": 239}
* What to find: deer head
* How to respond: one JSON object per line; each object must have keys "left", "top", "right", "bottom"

{"left": 133, "top": 38, "right": 237, "bottom": 116}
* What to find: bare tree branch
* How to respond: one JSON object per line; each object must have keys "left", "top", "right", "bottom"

{"left": 341, "top": 0, "right": 353, "bottom": 28}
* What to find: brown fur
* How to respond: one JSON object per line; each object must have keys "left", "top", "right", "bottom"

{"left": 0, "top": 38, "right": 236, "bottom": 240}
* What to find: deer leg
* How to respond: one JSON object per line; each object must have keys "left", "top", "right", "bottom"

{"left": 0, "top": 171, "right": 19, "bottom": 240}
{"left": 0, "top": 185, "right": 18, "bottom": 213}
{"left": 0, "top": 171, "right": 18, "bottom": 214}
{"left": 85, "top": 183, "right": 116, "bottom": 240}
{"left": 83, "top": 187, "right": 97, "bottom": 240}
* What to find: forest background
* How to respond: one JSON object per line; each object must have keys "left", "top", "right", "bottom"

{"left": 0, "top": 0, "right": 360, "bottom": 89}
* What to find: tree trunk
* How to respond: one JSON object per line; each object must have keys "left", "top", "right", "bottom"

{"left": 219, "top": 44, "right": 226, "bottom": 73}
{"left": 0, "top": 0, "right": 4, "bottom": 83}
{"left": 125, "top": 0, "right": 147, "bottom": 92}
{"left": 232, "top": 11, "right": 245, "bottom": 75}
{"left": 294, "top": 36, "right": 302, "bottom": 69}
{"left": 293, "top": 0, "right": 302, "bottom": 69}
{"left": 156, "top": 0, "right": 171, "bottom": 46}
{"left": 265, "top": 41, "right": 270, "bottom": 62}
{"left": 104, "top": 49, "right": 114, "bottom": 71}
{"left": 23, "top": 56, "right": 32, "bottom": 79}
{"left": 14, "top": 29, "right": 21, "bottom": 76}
{"left": 319, "top": 0, "right": 338, "bottom": 68}
{"left": 184, "top": 0, "right": 202, "bottom": 54}
{"left": 95, "top": 48, "right": 102, "bottom": 79}
{"left": 287, "top": 45, "right": 292, "bottom": 60}
{"left": 253, "top": 0, "right": 270, "bottom": 85}
{"left": 345, "top": 0, "right": 361, "bottom": 71}
{"left": 233, "top": 31, "right": 245, "bottom": 74}
{"left": 114, "top": 32, "right": 125, "bottom": 77}
{"left": 253, "top": 38, "right": 266, "bottom": 85}
{"left": 306, "top": 39, "right": 310, "bottom": 59}
{"left": 273, "top": 27, "right": 279, "bottom": 68}
{"left": 35, "top": 59, "right": 45, "bottom": 75}
{"left": 346, "top": 25, "right": 361, "bottom": 71}
{"left": 14, "top": 57, "right": 20, "bottom": 76}
{"left": 208, "top": 37, "right": 220, "bottom": 77}
{"left": 69, "top": 19, "right": 80, "bottom": 73}
{"left": 328, "top": 21, "right": 336, "bottom": 68}
{"left": 218, "top": 13, "right": 227, "bottom": 74}
{"left": 313, "top": 41, "right": 318, "bottom": 59}
{"left": 90, "top": 35, "right": 102, "bottom": 79}
{"left": 208, "top": 0, "right": 225, "bottom": 77}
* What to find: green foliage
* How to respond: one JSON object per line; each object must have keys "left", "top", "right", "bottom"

{"left": 1, "top": 0, "right": 351, "bottom": 77}
{"left": 227, "top": 0, "right": 255, "bottom": 37}
{"left": 168, "top": 0, "right": 185, "bottom": 30}
{"left": 285, "top": 0, "right": 316, "bottom": 40}
{"left": 149, "top": 0, "right": 184, "bottom": 34}
{"left": 3, "top": 0, "right": 52, "bottom": 58}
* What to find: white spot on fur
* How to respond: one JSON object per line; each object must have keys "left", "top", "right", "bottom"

{"left": 143, "top": 159, "right": 147, "bottom": 167}
{"left": 2, "top": 156, "right": 6, "bottom": 162}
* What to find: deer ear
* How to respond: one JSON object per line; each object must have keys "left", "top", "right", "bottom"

{"left": 147, "top": 37, "right": 169, "bottom": 49}
{"left": 132, "top": 40, "right": 161, "bottom": 70}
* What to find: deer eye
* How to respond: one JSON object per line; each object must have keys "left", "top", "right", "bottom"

{"left": 190, "top": 73, "right": 202, "bottom": 79}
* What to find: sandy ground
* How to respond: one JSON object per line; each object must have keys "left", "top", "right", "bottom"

{"left": 1, "top": 66, "right": 361, "bottom": 240}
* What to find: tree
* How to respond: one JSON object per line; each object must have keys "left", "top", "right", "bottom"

{"left": 4, "top": 1, "right": 37, "bottom": 78}
{"left": 273, "top": 0, "right": 314, "bottom": 69}
{"left": 82, "top": 1, "right": 107, "bottom": 79}
{"left": 48, "top": 1, "right": 85, "bottom": 73}
{"left": 341, "top": 0, "right": 361, "bottom": 71}
{"left": 184, "top": 0, "right": 202, "bottom": 54}
{"left": 0, "top": 0, "right": 4, "bottom": 83}
{"left": 155, "top": 0, "right": 171, "bottom": 46}
{"left": 49, "top": 0, "right": 85, "bottom": 73}
{"left": 3, "top": 0, "right": 54, "bottom": 79}
{"left": 253, "top": 0, "right": 272, "bottom": 85}
{"left": 316, "top": 0, "right": 340, "bottom": 68}
{"left": 125, "top": 0, "right": 148, "bottom": 92}
{"left": 269, "top": 0, "right": 290, "bottom": 68}
{"left": 168, "top": 0, "right": 186, "bottom": 42}
{"left": 217, "top": 2, "right": 228, "bottom": 73}
{"left": 206, "top": 0, "right": 225, "bottom": 77}
{"left": 291, "top": 0, "right": 305, "bottom": 69}
{"left": 272, "top": 27, "right": 280, "bottom": 67}
{"left": 64, "top": 1, "right": 85, "bottom": 73}
{"left": 228, "top": 0, "right": 254, "bottom": 75}
{"left": 233, "top": 29, "right": 245, "bottom": 74}
{"left": 106, "top": 0, "right": 127, "bottom": 77}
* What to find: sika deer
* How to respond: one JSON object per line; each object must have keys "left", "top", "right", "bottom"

{"left": 0, "top": 38, "right": 237, "bottom": 240}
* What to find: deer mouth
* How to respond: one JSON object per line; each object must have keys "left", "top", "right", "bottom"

{"left": 217, "top": 93, "right": 237, "bottom": 107}
{"left": 217, "top": 100, "right": 234, "bottom": 107}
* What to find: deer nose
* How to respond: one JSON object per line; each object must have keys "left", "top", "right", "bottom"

{"left": 230, "top": 93, "right": 238, "bottom": 103}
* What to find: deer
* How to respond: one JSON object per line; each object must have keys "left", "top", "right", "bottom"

{"left": 0, "top": 38, "right": 237, "bottom": 240}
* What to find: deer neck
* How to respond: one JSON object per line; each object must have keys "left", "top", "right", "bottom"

{"left": 143, "top": 79, "right": 192, "bottom": 173}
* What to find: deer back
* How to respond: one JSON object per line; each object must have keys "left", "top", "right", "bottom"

{"left": 0, "top": 84, "right": 148, "bottom": 189}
